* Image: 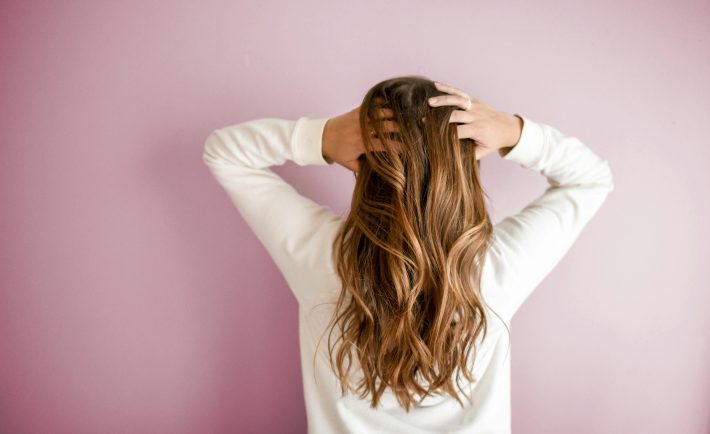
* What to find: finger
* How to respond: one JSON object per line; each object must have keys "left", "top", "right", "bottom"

{"left": 456, "top": 123, "right": 479, "bottom": 141}
{"left": 369, "top": 137, "right": 386, "bottom": 152}
{"left": 457, "top": 124, "right": 467, "bottom": 140}
{"left": 373, "top": 107, "right": 395, "bottom": 119}
{"left": 366, "top": 119, "right": 401, "bottom": 137}
{"left": 368, "top": 120, "right": 400, "bottom": 133}
{"left": 369, "top": 137, "right": 405, "bottom": 153}
{"left": 379, "top": 119, "right": 401, "bottom": 133}
{"left": 373, "top": 96, "right": 387, "bottom": 106}
{"left": 428, "top": 94, "right": 472, "bottom": 111}
{"left": 433, "top": 81, "right": 470, "bottom": 99}
{"left": 448, "top": 110, "right": 474, "bottom": 124}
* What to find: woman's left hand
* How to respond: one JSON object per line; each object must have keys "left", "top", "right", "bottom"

{"left": 427, "top": 81, "right": 523, "bottom": 160}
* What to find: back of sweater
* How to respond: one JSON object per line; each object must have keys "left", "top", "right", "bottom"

{"left": 202, "top": 114, "right": 614, "bottom": 433}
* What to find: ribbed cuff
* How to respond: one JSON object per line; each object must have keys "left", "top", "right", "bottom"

{"left": 501, "top": 114, "right": 545, "bottom": 168}
{"left": 292, "top": 117, "right": 331, "bottom": 166}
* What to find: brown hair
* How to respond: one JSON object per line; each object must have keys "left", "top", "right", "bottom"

{"left": 315, "top": 75, "right": 509, "bottom": 412}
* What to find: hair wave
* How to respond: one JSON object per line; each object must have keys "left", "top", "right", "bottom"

{"left": 315, "top": 75, "right": 509, "bottom": 412}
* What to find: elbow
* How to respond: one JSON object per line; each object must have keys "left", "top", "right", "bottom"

{"left": 580, "top": 159, "right": 614, "bottom": 194}
{"left": 602, "top": 160, "right": 614, "bottom": 192}
{"left": 586, "top": 158, "right": 614, "bottom": 192}
{"left": 202, "top": 130, "right": 223, "bottom": 167}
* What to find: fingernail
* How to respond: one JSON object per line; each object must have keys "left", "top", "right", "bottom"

{"left": 428, "top": 97, "right": 437, "bottom": 104}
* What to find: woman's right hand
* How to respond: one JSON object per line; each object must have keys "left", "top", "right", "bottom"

{"left": 427, "top": 81, "right": 524, "bottom": 160}
{"left": 323, "top": 104, "right": 402, "bottom": 175}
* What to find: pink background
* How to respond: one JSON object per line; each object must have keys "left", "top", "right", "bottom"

{"left": 1, "top": 1, "right": 708, "bottom": 433}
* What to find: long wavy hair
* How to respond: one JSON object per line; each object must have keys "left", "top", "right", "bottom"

{"left": 315, "top": 75, "right": 509, "bottom": 412}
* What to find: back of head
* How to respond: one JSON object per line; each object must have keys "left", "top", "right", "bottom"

{"left": 320, "top": 75, "right": 499, "bottom": 412}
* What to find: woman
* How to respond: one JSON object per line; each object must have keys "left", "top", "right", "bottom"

{"left": 202, "top": 76, "right": 614, "bottom": 433}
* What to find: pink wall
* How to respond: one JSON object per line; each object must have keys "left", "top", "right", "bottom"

{"left": 1, "top": 1, "right": 708, "bottom": 433}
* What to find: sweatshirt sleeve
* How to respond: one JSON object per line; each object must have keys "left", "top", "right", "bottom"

{"left": 483, "top": 115, "right": 615, "bottom": 322}
{"left": 202, "top": 117, "right": 343, "bottom": 305}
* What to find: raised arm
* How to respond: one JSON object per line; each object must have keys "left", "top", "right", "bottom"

{"left": 483, "top": 115, "right": 615, "bottom": 321}
{"left": 202, "top": 117, "right": 343, "bottom": 306}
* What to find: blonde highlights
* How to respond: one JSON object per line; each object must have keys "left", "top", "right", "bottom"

{"left": 315, "top": 76, "right": 507, "bottom": 412}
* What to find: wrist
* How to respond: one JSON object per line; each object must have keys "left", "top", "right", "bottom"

{"left": 510, "top": 114, "right": 524, "bottom": 147}
{"left": 499, "top": 113, "right": 523, "bottom": 157}
{"left": 322, "top": 119, "right": 335, "bottom": 164}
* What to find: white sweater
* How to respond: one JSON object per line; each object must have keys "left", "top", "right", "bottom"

{"left": 202, "top": 114, "right": 614, "bottom": 433}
